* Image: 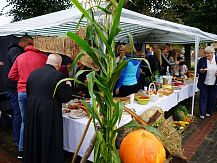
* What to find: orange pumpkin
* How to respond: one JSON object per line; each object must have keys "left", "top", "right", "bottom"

{"left": 119, "top": 129, "right": 166, "bottom": 163}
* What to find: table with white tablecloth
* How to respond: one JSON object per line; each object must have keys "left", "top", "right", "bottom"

{"left": 62, "top": 83, "right": 198, "bottom": 161}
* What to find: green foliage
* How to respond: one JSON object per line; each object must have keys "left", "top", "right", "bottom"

{"left": 64, "top": 0, "right": 127, "bottom": 162}
{"left": 123, "top": 0, "right": 217, "bottom": 34}
{"left": 171, "top": 0, "right": 217, "bottom": 34}
{"left": 176, "top": 105, "right": 188, "bottom": 116}
{"left": 3, "top": 0, "right": 71, "bottom": 22}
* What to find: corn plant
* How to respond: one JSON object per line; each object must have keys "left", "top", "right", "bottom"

{"left": 55, "top": 0, "right": 128, "bottom": 162}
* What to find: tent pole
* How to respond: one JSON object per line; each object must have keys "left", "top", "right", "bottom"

{"left": 191, "top": 36, "right": 200, "bottom": 116}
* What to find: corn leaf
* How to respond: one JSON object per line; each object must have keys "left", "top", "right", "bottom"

{"left": 53, "top": 77, "right": 84, "bottom": 98}
{"left": 74, "top": 69, "right": 92, "bottom": 79}
{"left": 67, "top": 31, "right": 101, "bottom": 67}
{"left": 75, "top": 13, "right": 85, "bottom": 29}
{"left": 71, "top": 0, "right": 113, "bottom": 56}
{"left": 127, "top": 32, "right": 137, "bottom": 54}
{"left": 70, "top": 50, "right": 86, "bottom": 70}
{"left": 111, "top": 150, "right": 121, "bottom": 163}
{"left": 108, "top": 59, "right": 128, "bottom": 91}
{"left": 94, "top": 131, "right": 103, "bottom": 162}
{"left": 96, "top": 6, "right": 112, "bottom": 14}
{"left": 108, "top": 0, "right": 124, "bottom": 45}
{"left": 110, "top": 101, "right": 124, "bottom": 128}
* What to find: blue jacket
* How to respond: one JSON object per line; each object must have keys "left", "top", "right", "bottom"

{"left": 116, "top": 59, "right": 141, "bottom": 89}
{"left": 197, "top": 55, "right": 217, "bottom": 90}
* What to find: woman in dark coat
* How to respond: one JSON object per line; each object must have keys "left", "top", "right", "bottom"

{"left": 197, "top": 46, "right": 217, "bottom": 119}
{"left": 23, "top": 54, "right": 72, "bottom": 163}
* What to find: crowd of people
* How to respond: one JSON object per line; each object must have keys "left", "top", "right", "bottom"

{"left": 113, "top": 43, "right": 187, "bottom": 97}
{"left": 2, "top": 34, "right": 217, "bottom": 162}
{"left": 4, "top": 35, "right": 73, "bottom": 162}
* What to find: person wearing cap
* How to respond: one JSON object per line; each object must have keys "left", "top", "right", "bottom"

{"left": 197, "top": 46, "right": 217, "bottom": 119}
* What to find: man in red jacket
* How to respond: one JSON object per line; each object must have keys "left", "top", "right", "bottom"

{"left": 5, "top": 35, "right": 33, "bottom": 149}
{"left": 8, "top": 45, "right": 47, "bottom": 159}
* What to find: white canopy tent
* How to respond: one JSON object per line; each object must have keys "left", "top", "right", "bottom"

{"left": 1, "top": 7, "right": 217, "bottom": 115}
{"left": 0, "top": 7, "right": 217, "bottom": 43}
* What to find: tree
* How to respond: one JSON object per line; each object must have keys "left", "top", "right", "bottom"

{"left": 171, "top": 0, "right": 217, "bottom": 34}
{"left": 123, "top": 0, "right": 181, "bottom": 23}
{"left": 3, "top": 0, "right": 71, "bottom": 22}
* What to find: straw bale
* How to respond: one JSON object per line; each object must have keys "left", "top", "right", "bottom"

{"left": 34, "top": 27, "right": 101, "bottom": 70}
{"left": 34, "top": 28, "right": 86, "bottom": 58}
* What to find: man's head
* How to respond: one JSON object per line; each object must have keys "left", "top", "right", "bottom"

{"left": 18, "top": 35, "right": 33, "bottom": 49}
{"left": 204, "top": 46, "right": 215, "bottom": 61}
{"left": 46, "top": 54, "right": 62, "bottom": 70}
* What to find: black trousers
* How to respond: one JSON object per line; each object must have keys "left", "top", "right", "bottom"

{"left": 118, "top": 83, "right": 139, "bottom": 97}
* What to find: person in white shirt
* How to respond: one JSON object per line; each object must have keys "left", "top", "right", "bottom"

{"left": 197, "top": 46, "right": 217, "bottom": 119}
{"left": 116, "top": 44, "right": 126, "bottom": 64}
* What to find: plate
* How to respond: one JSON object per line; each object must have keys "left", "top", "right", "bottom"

{"left": 69, "top": 110, "right": 86, "bottom": 119}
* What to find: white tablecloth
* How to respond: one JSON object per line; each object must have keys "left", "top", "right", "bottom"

{"left": 63, "top": 83, "right": 197, "bottom": 161}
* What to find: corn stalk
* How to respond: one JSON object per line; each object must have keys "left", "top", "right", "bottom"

{"left": 55, "top": 0, "right": 127, "bottom": 162}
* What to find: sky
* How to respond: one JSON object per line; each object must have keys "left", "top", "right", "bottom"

{"left": 0, "top": 0, "right": 13, "bottom": 26}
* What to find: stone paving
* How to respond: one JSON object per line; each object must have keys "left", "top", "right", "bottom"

{"left": 183, "top": 112, "right": 217, "bottom": 163}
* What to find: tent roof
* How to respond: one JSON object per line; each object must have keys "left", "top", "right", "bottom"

{"left": 0, "top": 7, "right": 217, "bottom": 44}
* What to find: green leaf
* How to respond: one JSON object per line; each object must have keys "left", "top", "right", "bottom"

{"left": 53, "top": 77, "right": 84, "bottom": 98}
{"left": 110, "top": 102, "right": 124, "bottom": 128}
{"left": 127, "top": 32, "right": 137, "bottom": 54}
{"left": 122, "top": 120, "right": 141, "bottom": 129}
{"left": 108, "top": 0, "right": 124, "bottom": 45}
{"left": 94, "top": 131, "right": 103, "bottom": 162}
{"left": 133, "top": 57, "right": 152, "bottom": 74}
{"left": 117, "top": 102, "right": 124, "bottom": 124}
{"left": 108, "top": 59, "right": 128, "bottom": 91}
{"left": 96, "top": 6, "right": 112, "bottom": 14}
{"left": 70, "top": 0, "right": 113, "bottom": 57}
{"left": 111, "top": 150, "right": 121, "bottom": 163}
{"left": 76, "top": 13, "right": 85, "bottom": 29}
{"left": 70, "top": 0, "right": 92, "bottom": 20}
{"left": 144, "top": 125, "right": 162, "bottom": 138}
{"left": 66, "top": 31, "right": 101, "bottom": 67}
{"left": 94, "top": 78, "right": 114, "bottom": 108}
{"left": 70, "top": 50, "right": 86, "bottom": 70}
{"left": 74, "top": 69, "right": 92, "bottom": 79}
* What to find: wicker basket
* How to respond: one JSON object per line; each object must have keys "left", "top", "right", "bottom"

{"left": 148, "top": 83, "right": 159, "bottom": 102}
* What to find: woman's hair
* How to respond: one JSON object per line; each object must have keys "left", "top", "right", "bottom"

{"left": 204, "top": 46, "right": 215, "bottom": 53}
{"left": 154, "top": 49, "right": 162, "bottom": 66}
{"left": 171, "top": 49, "right": 177, "bottom": 61}
{"left": 116, "top": 44, "right": 125, "bottom": 55}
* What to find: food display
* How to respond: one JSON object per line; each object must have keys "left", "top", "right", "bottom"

{"left": 113, "top": 97, "right": 130, "bottom": 104}
{"left": 62, "top": 99, "right": 87, "bottom": 119}
{"left": 158, "top": 87, "right": 174, "bottom": 96}
{"left": 135, "top": 95, "right": 150, "bottom": 105}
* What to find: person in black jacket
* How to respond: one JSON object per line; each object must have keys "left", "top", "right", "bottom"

{"left": 23, "top": 54, "right": 73, "bottom": 163}
{"left": 4, "top": 35, "right": 33, "bottom": 151}
{"left": 197, "top": 46, "right": 217, "bottom": 119}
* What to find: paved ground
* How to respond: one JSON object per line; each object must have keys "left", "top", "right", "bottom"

{"left": 183, "top": 113, "right": 217, "bottom": 163}
{"left": 0, "top": 101, "right": 216, "bottom": 163}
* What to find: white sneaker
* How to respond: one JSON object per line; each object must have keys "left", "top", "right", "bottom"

{"left": 206, "top": 113, "right": 211, "bottom": 117}
{"left": 200, "top": 115, "right": 205, "bottom": 119}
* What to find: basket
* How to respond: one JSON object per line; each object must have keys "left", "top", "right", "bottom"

{"left": 163, "top": 88, "right": 174, "bottom": 96}
{"left": 148, "top": 83, "right": 159, "bottom": 102}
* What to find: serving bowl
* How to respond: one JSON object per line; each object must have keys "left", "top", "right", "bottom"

{"left": 136, "top": 96, "right": 150, "bottom": 105}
